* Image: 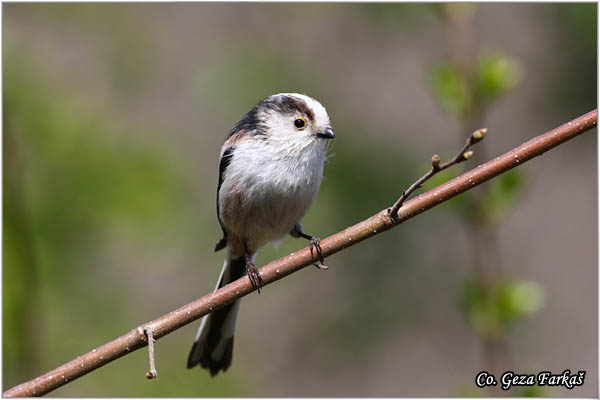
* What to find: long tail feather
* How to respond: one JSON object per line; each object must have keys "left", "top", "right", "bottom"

{"left": 187, "top": 254, "right": 246, "bottom": 375}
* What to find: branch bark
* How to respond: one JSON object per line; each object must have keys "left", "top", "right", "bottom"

{"left": 4, "top": 110, "right": 596, "bottom": 397}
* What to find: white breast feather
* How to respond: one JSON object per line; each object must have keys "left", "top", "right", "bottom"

{"left": 219, "top": 136, "right": 327, "bottom": 252}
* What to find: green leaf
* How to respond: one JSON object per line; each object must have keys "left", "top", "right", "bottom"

{"left": 460, "top": 277, "right": 545, "bottom": 338}
{"left": 475, "top": 51, "right": 522, "bottom": 104}
{"left": 430, "top": 62, "right": 473, "bottom": 119}
{"left": 498, "top": 281, "right": 545, "bottom": 320}
{"left": 430, "top": 49, "right": 521, "bottom": 120}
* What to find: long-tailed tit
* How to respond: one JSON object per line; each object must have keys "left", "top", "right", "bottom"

{"left": 187, "top": 93, "right": 335, "bottom": 376}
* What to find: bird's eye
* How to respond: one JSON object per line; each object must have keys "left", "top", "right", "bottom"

{"left": 294, "top": 117, "right": 306, "bottom": 129}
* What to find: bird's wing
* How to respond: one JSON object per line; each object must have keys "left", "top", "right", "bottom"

{"left": 214, "top": 145, "right": 235, "bottom": 252}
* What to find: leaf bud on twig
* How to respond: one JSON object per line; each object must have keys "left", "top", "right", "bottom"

{"left": 470, "top": 128, "right": 487, "bottom": 144}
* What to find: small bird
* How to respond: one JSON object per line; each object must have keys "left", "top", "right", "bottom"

{"left": 187, "top": 93, "right": 335, "bottom": 376}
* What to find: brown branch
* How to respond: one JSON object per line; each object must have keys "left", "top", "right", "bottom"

{"left": 4, "top": 109, "right": 596, "bottom": 397}
{"left": 389, "top": 128, "right": 487, "bottom": 218}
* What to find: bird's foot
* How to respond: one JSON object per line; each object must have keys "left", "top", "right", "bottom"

{"left": 246, "top": 261, "right": 264, "bottom": 293}
{"left": 309, "top": 237, "right": 328, "bottom": 270}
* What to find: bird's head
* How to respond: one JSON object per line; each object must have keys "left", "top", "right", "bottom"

{"left": 232, "top": 93, "right": 335, "bottom": 145}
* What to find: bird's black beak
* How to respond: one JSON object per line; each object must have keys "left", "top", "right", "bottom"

{"left": 316, "top": 127, "right": 336, "bottom": 139}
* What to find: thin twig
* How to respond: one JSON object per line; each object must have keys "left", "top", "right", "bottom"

{"left": 3, "top": 109, "right": 596, "bottom": 397}
{"left": 140, "top": 326, "right": 157, "bottom": 379}
{"left": 389, "top": 128, "right": 487, "bottom": 218}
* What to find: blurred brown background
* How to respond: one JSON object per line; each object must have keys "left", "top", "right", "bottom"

{"left": 3, "top": 3, "right": 597, "bottom": 397}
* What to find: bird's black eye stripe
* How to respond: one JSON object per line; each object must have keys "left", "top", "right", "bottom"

{"left": 294, "top": 118, "right": 306, "bottom": 129}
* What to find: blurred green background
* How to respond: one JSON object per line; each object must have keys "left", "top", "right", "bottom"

{"left": 3, "top": 3, "right": 597, "bottom": 397}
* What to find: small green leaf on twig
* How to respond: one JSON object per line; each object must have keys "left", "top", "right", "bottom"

{"left": 463, "top": 151, "right": 474, "bottom": 160}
